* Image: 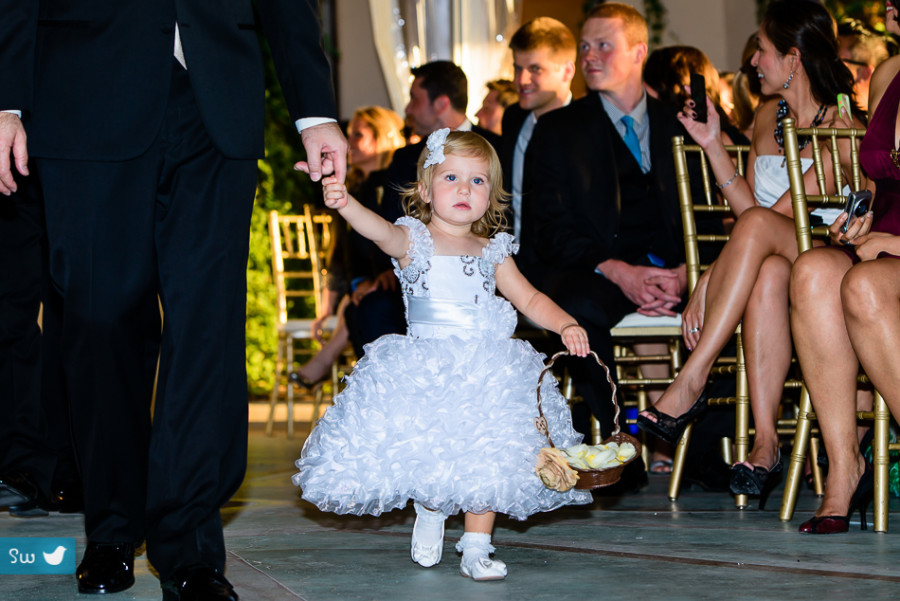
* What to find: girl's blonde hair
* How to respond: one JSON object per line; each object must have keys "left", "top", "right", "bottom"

{"left": 401, "top": 131, "right": 509, "bottom": 237}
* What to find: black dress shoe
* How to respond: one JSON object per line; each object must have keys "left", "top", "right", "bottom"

{"left": 77, "top": 542, "right": 135, "bottom": 594}
{"left": 0, "top": 471, "right": 52, "bottom": 517}
{"left": 162, "top": 566, "right": 238, "bottom": 601}
{"left": 0, "top": 472, "right": 37, "bottom": 507}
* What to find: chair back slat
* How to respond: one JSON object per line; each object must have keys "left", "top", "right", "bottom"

{"left": 782, "top": 118, "right": 866, "bottom": 253}
{"left": 268, "top": 206, "right": 335, "bottom": 325}
{"left": 672, "top": 135, "right": 750, "bottom": 293}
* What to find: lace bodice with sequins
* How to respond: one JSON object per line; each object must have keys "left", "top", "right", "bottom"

{"left": 391, "top": 217, "right": 519, "bottom": 340}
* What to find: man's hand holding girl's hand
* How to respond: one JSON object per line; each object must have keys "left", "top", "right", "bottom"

{"left": 561, "top": 324, "right": 590, "bottom": 357}
{"left": 322, "top": 176, "right": 349, "bottom": 209}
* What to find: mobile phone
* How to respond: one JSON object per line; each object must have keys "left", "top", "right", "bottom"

{"left": 840, "top": 189, "right": 872, "bottom": 233}
{"left": 837, "top": 93, "right": 852, "bottom": 121}
{"left": 689, "top": 72, "right": 707, "bottom": 123}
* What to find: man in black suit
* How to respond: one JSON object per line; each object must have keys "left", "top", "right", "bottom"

{"left": 529, "top": 3, "right": 692, "bottom": 440}
{"left": 500, "top": 17, "right": 576, "bottom": 285}
{"left": 0, "top": 3, "right": 346, "bottom": 599}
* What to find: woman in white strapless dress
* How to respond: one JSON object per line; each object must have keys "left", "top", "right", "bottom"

{"left": 637, "top": 0, "right": 871, "bottom": 505}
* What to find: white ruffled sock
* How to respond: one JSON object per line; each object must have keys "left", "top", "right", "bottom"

{"left": 412, "top": 503, "right": 446, "bottom": 546}
{"left": 456, "top": 532, "right": 507, "bottom": 580}
{"left": 411, "top": 502, "right": 446, "bottom": 567}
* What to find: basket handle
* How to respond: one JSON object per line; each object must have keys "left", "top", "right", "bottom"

{"left": 534, "top": 350, "right": 620, "bottom": 447}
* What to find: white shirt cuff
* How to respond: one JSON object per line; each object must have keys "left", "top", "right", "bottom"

{"left": 295, "top": 117, "right": 337, "bottom": 133}
{"left": 2, "top": 110, "right": 22, "bottom": 118}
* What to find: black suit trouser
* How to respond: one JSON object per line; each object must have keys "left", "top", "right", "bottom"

{"left": 37, "top": 64, "right": 256, "bottom": 580}
{"left": 0, "top": 169, "right": 66, "bottom": 494}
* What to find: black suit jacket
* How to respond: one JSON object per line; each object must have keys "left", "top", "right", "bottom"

{"left": 499, "top": 103, "right": 529, "bottom": 194}
{"left": 1, "top": 0, "right": 337, "bottom": 160}
{"left": 528, "top": 93, "right": 695, "bottom": 278}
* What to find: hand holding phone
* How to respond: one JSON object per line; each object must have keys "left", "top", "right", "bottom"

{"left": 689, "top": 72, "right": 707, "bottom": 123}
{"left": 840, "top": 189, "right": 872, "bottom": 233}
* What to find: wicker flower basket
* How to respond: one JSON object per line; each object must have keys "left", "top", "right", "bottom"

{"left": 535, "top": 351, "right": 642, "bottom": 490}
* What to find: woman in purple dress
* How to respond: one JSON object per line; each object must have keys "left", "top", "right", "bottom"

{"left": 789, "top": 0, "right": 900, "bottom": 534}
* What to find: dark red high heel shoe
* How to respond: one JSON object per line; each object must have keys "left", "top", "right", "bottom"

{"left": 799, "top": 460, "right": 874, "bottom": 534}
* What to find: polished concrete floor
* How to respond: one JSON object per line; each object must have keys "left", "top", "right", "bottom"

{"left": 3, "top": 417, "right": 900, "bottom": 601}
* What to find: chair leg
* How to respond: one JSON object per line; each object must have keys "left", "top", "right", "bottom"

{"left": 590, "top": 416, "right": 602, "bottom": 446}
{"left": 808, "top": 436, "right": 825, "bottom": 497}
{"left": 266, "top": 336, "right": 286, "bottom": 437}
{"left": 720, "top": 437, "right": 733, "bottom": 466}
{"left": 286, "top": 341, "right": 295, "bottom": 440}
{"left": 780, "top": 384, "right": 813, "bottom": 522}
{"left": 311, "top": 383, "right": 324, "bottom": 425}
{"left": 873, "top": 391, "right": 890, "bottom": 533}
{"left": 668, "top": 423, "right": 692, "bottom": 501}
{"left": 636, "top": 388, "right": 650, "bottom": 466}
{"left": 733, "top": 331, "right": 749, "bottom": 509}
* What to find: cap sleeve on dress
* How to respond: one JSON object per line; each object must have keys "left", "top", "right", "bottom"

{"left": 393, "top": 216, "right": 433, "bottom": 271}
{"left": 482, "top": 232, "right": 519, "bottom": 266}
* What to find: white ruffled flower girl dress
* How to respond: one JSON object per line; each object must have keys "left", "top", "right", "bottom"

{"left": 293, "top": 216, "right": 592, "bottom": 518}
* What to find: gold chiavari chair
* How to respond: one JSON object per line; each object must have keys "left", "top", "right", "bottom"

{"left": 267, "top": 205, "right": 340, "bottom": 438}
{"left": 610, "top": 315, "right": 684, "bottom": 464}
{"left": 778, "top": 117, "right": 898, "bottom": 532}
{"left": 667, "top": 136, "right": 753, "bottom": 506}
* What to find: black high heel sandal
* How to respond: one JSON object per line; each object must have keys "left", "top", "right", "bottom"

{"left": 798, "top": 460, "right": 874, "bottom": 534}
{"left": 729, "top": 454, "right": 784, "bottom": 510}
{"left": 637, "top": 391, "right": 709, "bottom": 446}
{"left": 288, "top": 371, "right": 326, "bottom": 390}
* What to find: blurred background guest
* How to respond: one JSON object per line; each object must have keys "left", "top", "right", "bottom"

{"left": 474, "top": 79, "right": 518, "bottom": 136}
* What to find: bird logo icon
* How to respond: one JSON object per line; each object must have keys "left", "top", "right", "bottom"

{"left": 43, "top": 546, "right": 67, "bottom": 566}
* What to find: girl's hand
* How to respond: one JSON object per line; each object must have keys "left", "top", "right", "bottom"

{"left": 682, "top": 270, "right": 710, "bottom": 351}
{"left": 322, "top": 176, "right": 349, "bottom": 209}
{"left": 676, "top": 92, "right": 720, "bottom": 150}
{"left": 560, "top": 324, "right": 590, "bottom": 358}
{"left": 829, "top": 211, "right": 873, "bottom": 246}
{"left": 854, "top": 231, "right": 900, "bottom": 261}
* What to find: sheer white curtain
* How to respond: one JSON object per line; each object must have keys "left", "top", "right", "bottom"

{"left": 368, "top": 0, "right": 521, "bottom": 119}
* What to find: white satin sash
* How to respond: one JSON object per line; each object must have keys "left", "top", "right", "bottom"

{"left": 407, "top": 297, "right": 481, "bottom": 330}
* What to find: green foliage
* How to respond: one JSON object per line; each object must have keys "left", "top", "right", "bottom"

{"left": 823, "top": 0, "right": 887, "bottom": 28}
{"left": 245, "top": 35, "right": 321, "bottom": 397}
{"left": 643, "top": 0, "right": 667, "bottom": 48}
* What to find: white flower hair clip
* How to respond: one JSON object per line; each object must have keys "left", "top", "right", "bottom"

{"left": 423, "top": 127, "right": 450, "bottom": 169}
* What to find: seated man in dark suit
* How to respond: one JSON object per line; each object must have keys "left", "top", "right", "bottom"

{"left": 500, "top": 16, "right": 576, "bottom": 285}
{"left": 529, "top": 3, "right": 696, "bottom": 441}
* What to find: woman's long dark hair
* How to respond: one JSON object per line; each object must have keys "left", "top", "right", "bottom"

{"left": 762, "top": 0, "right": 862, "bottom": 119}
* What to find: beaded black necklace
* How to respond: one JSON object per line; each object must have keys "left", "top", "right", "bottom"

{"left": 773, "top": 99, "right": 828, "bottom": 151}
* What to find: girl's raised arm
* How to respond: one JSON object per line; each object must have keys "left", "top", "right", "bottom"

{"left": 322, "top": 176, "right": 411, "bottom": 260}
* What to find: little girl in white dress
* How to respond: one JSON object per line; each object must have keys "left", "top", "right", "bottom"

{"left": 293, "top": 129, "right": 593, "bottom": 581}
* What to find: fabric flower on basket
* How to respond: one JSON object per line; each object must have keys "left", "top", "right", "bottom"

{"left": 535, "top": 447, "right": 579, "bottom": 491}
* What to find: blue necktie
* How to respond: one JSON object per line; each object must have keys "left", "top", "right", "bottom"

{"left": 621, "top": 115, "right": 642, "bottom": 169}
